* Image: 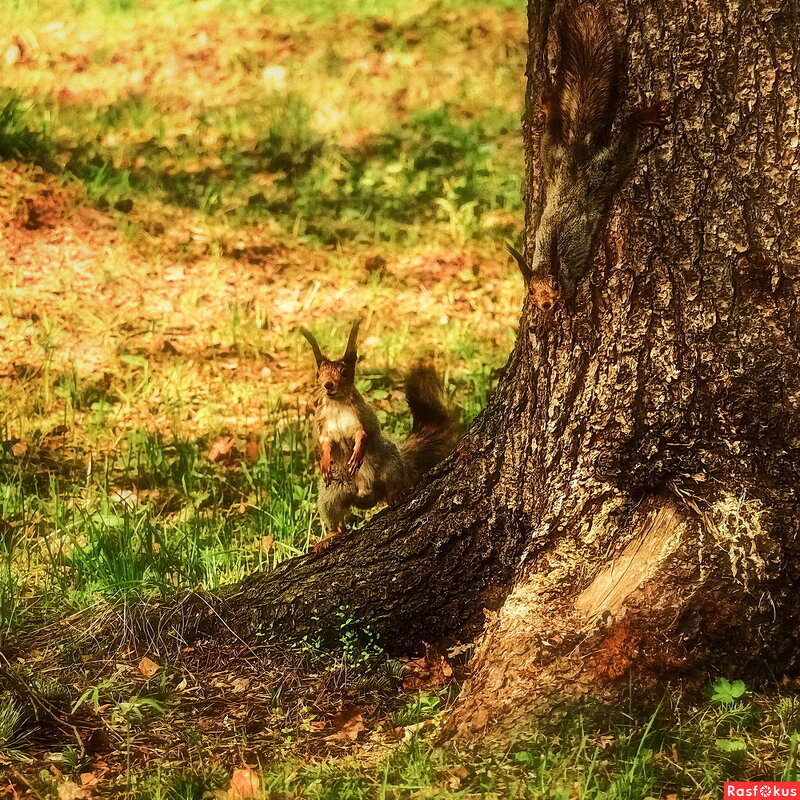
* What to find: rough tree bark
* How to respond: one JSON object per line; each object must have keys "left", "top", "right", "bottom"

{"left": 198, "top": 0, "right": 800, "bottom": 745}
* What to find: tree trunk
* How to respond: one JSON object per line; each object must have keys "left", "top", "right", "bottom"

{"left": 194, "top": 0, "right": 800, "bottom": 746}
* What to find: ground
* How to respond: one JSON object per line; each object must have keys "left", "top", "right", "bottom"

{"left": 0, "top": 0, "right": 798, "bottom": 797}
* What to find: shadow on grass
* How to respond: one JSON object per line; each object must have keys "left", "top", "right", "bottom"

{"left": 4, "top": 89, "right": 520, "bottom": 242}
{"left": 0, "top": 91, "right": 57, "bottom": 169}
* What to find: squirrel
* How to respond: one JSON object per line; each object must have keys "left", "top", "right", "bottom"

{"left": 512, "top": 0, "right": 670, "bottom": 310}
{"left": 300, "top": 321, "right": 454, "bottom": 549}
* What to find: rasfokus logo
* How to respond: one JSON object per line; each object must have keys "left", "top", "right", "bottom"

{"left": 725, "top": 784, "right": 800, "bottom": 798}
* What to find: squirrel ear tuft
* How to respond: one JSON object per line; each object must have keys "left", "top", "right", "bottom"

{"left": 343, "top": 318, "right": 361, "bottom": 363}
{"left": 506, "top": 243, "right": 533, "bottom": 283}
{"left": 300, "top": 328, "right": 326, "bottom": 366}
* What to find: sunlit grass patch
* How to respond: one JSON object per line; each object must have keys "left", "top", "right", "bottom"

{"left": 18, "top": 94, "right": 520, "bottom": 244}
{"left": 0, "top": 0, "right": 524, "bottom": 785}
{"left": 0, "top": 416, "right": 317, "bottom": 632}
{"left": 255, "top": 106, "right": 521, "bottom": 245}
{"left": 263, "top": 0, "right": 523, "bottom": 18}
{"left": 0, "top": 0, "right": 526, "bottom": 242}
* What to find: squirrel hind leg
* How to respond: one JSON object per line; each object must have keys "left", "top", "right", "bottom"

{"left": 318, "top": 490, "right": 349, "bottom": 535}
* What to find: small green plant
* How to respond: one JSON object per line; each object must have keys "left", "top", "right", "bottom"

{"left": 782, "top": 732, "right": 800, "bottom": 780}
{"left": 129, "top": 765, "right": 227, "bottom": 800}
{"left": 336, "top": 608, "right": 384, "bottom": 667}
{"left": 715, "top": 737, "right": 747, "bottom": 753}
{"left": 59, "top": 745, "right": 92, "bottom": 774}
{"left": 0, "top": 693, "right": 25, "bottom": 748}
{"left": 394, "top": 690, "right": 446, "bottom": 727}
{"left": 110, "top": 695, "right": 165, "bottom": 728}
{"left": 72, "top": 668, "right": 133, "bottom": 716}
{"left": 711, "top": 678, "right": 747, "bottom": 705}
{"left": 300, "top": 605, "right": 385, "bottom": 668}
{"left": 777, "top": 696, "right": 800, "bottom": 733}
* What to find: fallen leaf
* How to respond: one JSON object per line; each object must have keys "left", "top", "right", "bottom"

{"left": 4, "top": 43, "right": 21, "bottom": 66}
{"left": 137, "top": 657, "right": 159, "bottom": 677}
{"left": 11, "top": 441, "right": 28, "bottom": 457}
{"left": 259, "top": 535, "right": 274, "bottom": 553}
{"left": 326, "top": 706, "right": 366, "bottom": 741}
{"left": 261, "top": 65, "right": 288, "bottom": 91}
{"left": 57, "top": 782, "right": 89, "bottom": 800}
{"left": 401, "top": 719, "right": 432, "bottom": 742}
{"left": 110, "top": 488, "right": 139, "bottom": 508}
{"left": 163, "top": 265, "right": 185, "bottom": 282}
{"left": 245, "top": 439, "right": 260, "bottom": 463}
{"left": 402, "top": 643, "right": 453, "bottom": 689}
{"left": 364, "top": 254, "right": 387, "bottom": 274}
{"left": 207, "top": 435, "right": 237, "bottom": 463}
{"left": 226, "top": 768, "right": 260, "bottom": 799}
{"left": 446, "top": 766, "right": 470, "bottom": 789}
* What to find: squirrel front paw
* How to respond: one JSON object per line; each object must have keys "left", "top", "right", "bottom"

{"left": 312, "top": 530, "right": 340, "bottom": 553}
{"left": 638, "top": 101, "right": 671, "bottom": 129}
{"left": 347, "top": 451, "right": 364, "bottom": 476}
{"left": 320, "top": 456, "right": 333, "bottom": 486}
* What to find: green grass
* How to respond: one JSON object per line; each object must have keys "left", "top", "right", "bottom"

{"left": 0, "top": 375, "right": 492, "bottom": 636}
{"left": 0, "top": 90, "right": 55, "bottom": 166}
{"left": 3, "top": 0, "right": 796, "bottom": 797}
{"left": 0, "top": 416, "right": 313, "bottom": 625}
{"left": 3, "top": 1, "right": 524, "bottom": 222}
{"left": 18, "top": 686, "right": 795, "bottom": 799}
{"left": 10, "top": 92, "right": 520, "bottom": 244}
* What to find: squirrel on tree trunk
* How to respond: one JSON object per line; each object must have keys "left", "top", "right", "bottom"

{"left": 510, "top": 0, "right": 670, "bottom": 310}
{"left": 300, "top": 321, "right": 455, "bottom": 550}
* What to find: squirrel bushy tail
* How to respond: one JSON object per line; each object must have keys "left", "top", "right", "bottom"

{"left": 554, "top": 1, "right": 619, "bottom": 148}
{"left": 401, "top": 364, "right": 454, "bottom": 480}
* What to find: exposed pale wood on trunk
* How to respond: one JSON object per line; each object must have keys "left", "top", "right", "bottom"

{"left": 574, "top": 501, "right": 682, "bottom": 620}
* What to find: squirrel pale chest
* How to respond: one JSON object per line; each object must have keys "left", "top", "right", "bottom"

{"left": 320, "top": 403, "right": 363, "bottom": 442}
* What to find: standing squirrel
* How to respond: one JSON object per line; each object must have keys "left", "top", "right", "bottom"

{"left": 512, "top": 0, "right": 670, "bottom": 309}
{"left": 300, "top": 321, "right": 454, "bottom": 549}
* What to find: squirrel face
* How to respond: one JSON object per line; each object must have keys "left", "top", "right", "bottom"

{"left": 316, "top": 359, "right": 355, "bottom": 400}
{"left": 300, "top": 320, "right": 361, "bottom": 401}
{"left": 528, "top": 278, "right": 561, "bottom": 312}
{"left": 506, "top": 243, "right": 562, "bottom": 312}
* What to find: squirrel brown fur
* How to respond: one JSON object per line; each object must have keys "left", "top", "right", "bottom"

{"left": 511, "top": 0, "right": 670, "bottom": 309}
{"left": 300, "top": 321, "right": 454, "bottom": 549}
